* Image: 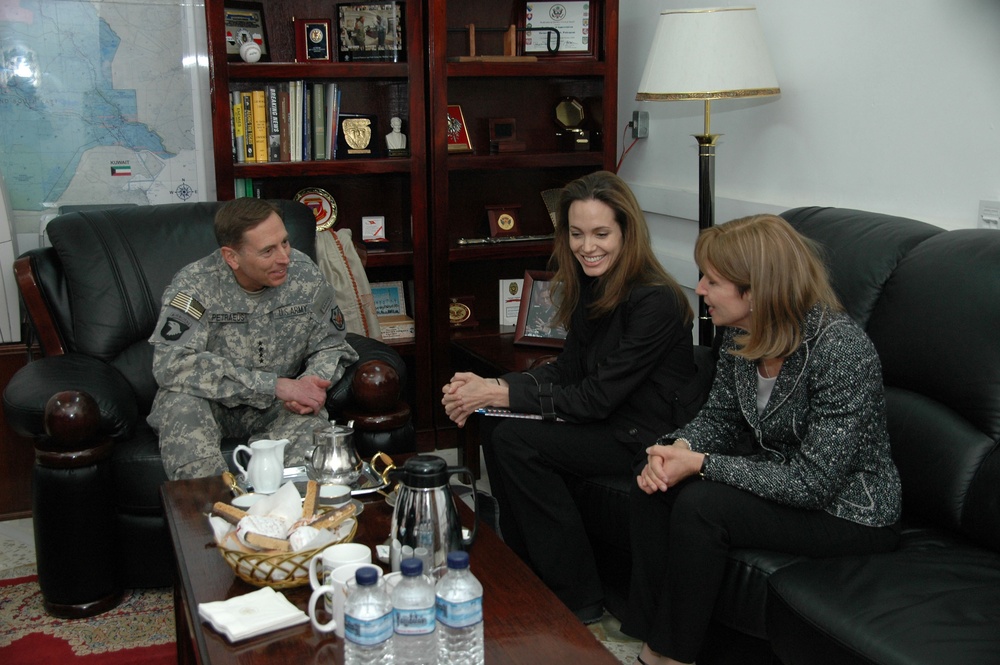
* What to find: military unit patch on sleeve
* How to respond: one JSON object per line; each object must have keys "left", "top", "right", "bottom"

{"left": 168, "top": 292, "right": 206, "bottom": 320}
{"left": 159, "top": 312, "right": 195, "bottom": 343}
{"left": 330, "top": 305, "right": 346, "bottom": 331}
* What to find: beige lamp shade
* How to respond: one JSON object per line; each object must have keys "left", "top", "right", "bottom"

{"left": 636, "top": 7, "right": 780, "bottom": 101}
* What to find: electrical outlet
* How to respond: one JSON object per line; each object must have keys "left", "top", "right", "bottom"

{"left": 979, "top": 200, "right": 1000, "bottom": 229}
{"left": 631, "top": 111, "right": 649, "bottom": 139}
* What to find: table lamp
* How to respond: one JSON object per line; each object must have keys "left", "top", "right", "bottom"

{"left": 636, "top": 6, "right": 779, "bottom": 344}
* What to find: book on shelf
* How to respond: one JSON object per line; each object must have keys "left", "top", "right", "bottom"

{"left": 278, "top": 83, "right": 290, "bottom": 162}
{"left": 241, "top": 92, "right": 254, "bottom": 162}
{"left": 302, "top": 84, "right": 311, "bottom": 161}
{"left": 231, "top": 91, "right": 245, "bottom": 164}
{"left": 266, "top": 85, "right": 281, "bottom": 163}
{"left": 251, "top": 89, "right": 267, "bottom": 163}
{"left": 326, "top": 83, "right": 341, "bottom": 159}
{"left": 311, "top": 82, "right": 326, "bottom": 160}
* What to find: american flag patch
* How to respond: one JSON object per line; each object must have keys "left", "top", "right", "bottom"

{"left": 168, "top": 292, "right": 205, "bottom": 320}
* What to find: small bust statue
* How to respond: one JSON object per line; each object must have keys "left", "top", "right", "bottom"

{"left": 385, "top": 116, "right": 407, "bottom": 151}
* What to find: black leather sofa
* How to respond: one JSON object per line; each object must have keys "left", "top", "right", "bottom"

{"left": 2, "top": 200, "right": 413, "bottom": 617}
{"left": 571, "top": 207, "right": 1000, "bottom": 664}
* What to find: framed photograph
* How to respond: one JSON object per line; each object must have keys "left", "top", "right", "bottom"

{"left": 295, "top": 18, "right": 332, "bottom": 62}
{"left": 224, "top": 1, "right": 269, "bottom": 62}
{"left": 447, "top": 105, "right": 473, "bottom": 153}
{"left": 514, "top": 270, "right": 568, "bottom": 348}
{"left": 337, "top": 3, "right": 405, "bottom": 63}
{"left": 519, "top": 1, "right": 598, "bottom": 59}
{"left": 371, "top": 280, "right": 406, "bottom": 317}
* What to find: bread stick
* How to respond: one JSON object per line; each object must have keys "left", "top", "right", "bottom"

{"left": 244, "top": 532, "right": 292, "bottom": 552}
{"left": 302, "top": 480, "right": 319, "bottom": 519}
{"left": 310, "top": 502, "right": 357, "bottom": 531}
{"left": 212, "top": 501, "right": 248, "bottom": 525}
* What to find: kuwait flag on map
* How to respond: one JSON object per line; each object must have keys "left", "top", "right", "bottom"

{"left": 111, "top": 163, "right": 132, "bottom": 176}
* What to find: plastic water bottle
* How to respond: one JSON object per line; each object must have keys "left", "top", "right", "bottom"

{"left": 392, "top": 558, "right": 437, "bottom": 665}
{"left": 435, "top": 551, "right": 484, "bottom": 665}
{"left": 345, "top": 566, "right": 394, "bottom": 665}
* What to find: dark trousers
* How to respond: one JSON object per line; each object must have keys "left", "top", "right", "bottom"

{"left": 621, "top": 480, "right": 900, "bottom": 663}
{"left": 480, "top": 416, "right": 639, "bottom": 612}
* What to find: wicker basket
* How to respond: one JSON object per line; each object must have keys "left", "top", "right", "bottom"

{"left": 218, "top": 518, "right": 359, "bottom": 589}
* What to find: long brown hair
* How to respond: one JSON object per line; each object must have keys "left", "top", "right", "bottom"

{"left": 549, "top": 171, "right": 691, "bottom": 330}
{"left": 694, "top": 214, "right": 842, "bottom": 360}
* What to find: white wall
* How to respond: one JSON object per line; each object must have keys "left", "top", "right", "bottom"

{"left": 617, "top": 0, "right": 1000, "bottom": 289}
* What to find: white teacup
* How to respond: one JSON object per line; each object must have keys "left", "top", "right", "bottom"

{"left": 308, "top": 542, "right": 372, "bottom": 598}
{"left": 309, "top": 563, "right": 383, "bottom": 638}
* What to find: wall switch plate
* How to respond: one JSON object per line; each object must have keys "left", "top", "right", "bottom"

{"left": 631, "top": 110, "right": 649, "bottom": 139}
{"left": 979, "top": 200, "right": 1000, "bottom": 229}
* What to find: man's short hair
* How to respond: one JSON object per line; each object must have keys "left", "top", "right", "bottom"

{"left": 214, "top": 198, "right": 282, "bottom": 250}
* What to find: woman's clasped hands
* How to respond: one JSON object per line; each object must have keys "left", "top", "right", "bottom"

{"left": 441, "top": 371, "right": 508, "bottom": 428}
{"left": 637, "top": 443, "right": 705, "bottom": 494}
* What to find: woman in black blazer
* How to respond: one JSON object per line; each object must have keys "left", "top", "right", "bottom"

{"left": 624, "top": 214, "right": 902, "bottom": 665}
{"left": 441, "top": 171, "right": 698, "bottom": 622}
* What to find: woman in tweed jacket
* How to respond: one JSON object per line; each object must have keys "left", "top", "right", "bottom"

{"left": 622, "top": 215, "right": 902, "bottom": 665}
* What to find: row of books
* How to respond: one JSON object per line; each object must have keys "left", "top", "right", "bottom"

{"left": 230, "top": 82, "right": 343, "bottom": 164}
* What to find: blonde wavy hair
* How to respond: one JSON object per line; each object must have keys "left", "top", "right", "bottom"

{"left": 694, "top": 214, "right": 842, "bottom": 360}
{"left": 549, "top": 171, "right": 691, "bottom": 330}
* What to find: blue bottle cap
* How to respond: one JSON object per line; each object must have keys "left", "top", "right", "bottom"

{"left": 355, "top": 565, "right": 380, "bottom": 586}
{"left": 446, "top": 550, "right": 470, "bottom": 569}
{"left": 401, "top": 557, "right": 423, "bottom": 576}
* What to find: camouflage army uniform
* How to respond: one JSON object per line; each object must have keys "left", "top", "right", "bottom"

{"left": 148, "top": 248, "right": 358, "bottom": 480}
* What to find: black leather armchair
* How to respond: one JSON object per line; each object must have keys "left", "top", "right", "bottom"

{"left": 2, "top": 200, "right": 413, "bottom": 617}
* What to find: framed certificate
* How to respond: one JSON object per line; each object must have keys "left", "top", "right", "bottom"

{"left": 295, "top": 18, "right": 332, "bottom": 62}
{"left": 224, "top": 1, "right": 269, "bottom": 62}
{"left": 519, "top": 1, "right": 598, "bottom": 59}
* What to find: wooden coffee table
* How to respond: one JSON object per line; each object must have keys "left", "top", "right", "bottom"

{"left": 162, "top": 476, "right": 618, "bottom": 665}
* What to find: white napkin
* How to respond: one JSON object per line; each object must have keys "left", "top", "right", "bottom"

{"left": 198, "top": 586, "right": 308, "bottom": 642}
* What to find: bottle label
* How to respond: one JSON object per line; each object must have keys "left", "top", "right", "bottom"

{"left": 394, "top": 606, "right": 436, "bottom": 635}
{"left": 345, "top": 611, "right": 393, "bottom": 646}
{"left": 436, "top": 596, "right": 483, "bottom": 629}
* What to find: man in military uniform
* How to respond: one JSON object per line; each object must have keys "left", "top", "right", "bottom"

{"left": 148, "top": 198, "right": 359, "bottom": 480}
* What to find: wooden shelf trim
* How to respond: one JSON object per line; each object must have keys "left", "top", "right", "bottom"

{"left": 229, "top": 62, "right": 410, "bottom": 80}
{"left": 446, "top": 151, "right": 605, "bottom": 171}
{"left": 232, "top": 159, "right": 413, "bottom": 178}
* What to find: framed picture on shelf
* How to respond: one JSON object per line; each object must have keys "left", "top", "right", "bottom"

{"left": 336, "top": 3, "right": 405, "bottom": 62}
{"left": 371, "top": 281, "right": 406, "bottom": 317}
{"left": 519, "top": 1, "right": 598, "bottom": 60}
{"left": 486, "top": 204, "right": 522, "bottom": 238}
{"left": 514, "top": 270, "right": 568, "bottom": 348}
{"left": 447, "top": 105, "right": 473, "bottom": 153}
{"left": 294, "top": 18, "right": 332, "bottom": 62}
{"left": 224, "top": 1, "right": 269, "bottom": 62}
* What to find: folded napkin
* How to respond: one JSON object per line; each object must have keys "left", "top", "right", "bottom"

{"left": 198, "top": 586, "right": 308, "bottom": 642}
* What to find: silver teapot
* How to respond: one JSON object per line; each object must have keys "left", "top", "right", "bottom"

{"left": 388, "top": 454, "right": 478, "bottom": 572}
{"left": 307, "top": 421, "right": 360, "bottom": 485}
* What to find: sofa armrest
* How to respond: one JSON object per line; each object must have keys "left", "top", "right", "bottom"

{"left": 326, "top": 333, "right": 408, "bottom": 412}
{"left": 3, "top": 354, "right": 139, "bottom": 440}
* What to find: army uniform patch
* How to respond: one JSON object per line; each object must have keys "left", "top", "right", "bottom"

{"left": 160, "top": 316, "right": 192, "bottom": 342}
{"left": 331, "top": 305, "right": 345, "bottom": 331}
